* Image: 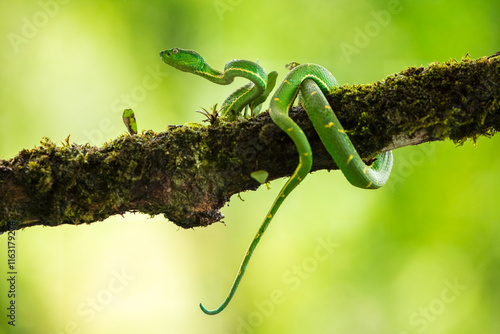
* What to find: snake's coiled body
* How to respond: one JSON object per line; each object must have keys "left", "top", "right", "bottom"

{"left": 160, "top": 48, "right": 393, "bottom": 315}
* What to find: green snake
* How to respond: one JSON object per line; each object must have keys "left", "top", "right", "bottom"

{"left": 160, "top": 48, "right": 393, "bottom": 315}
{"left": 159, "top": 48, "right": 278, "bottom": 120}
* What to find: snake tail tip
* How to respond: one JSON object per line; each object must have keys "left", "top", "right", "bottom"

{"left": 199, "top": 302, "right": 224, "bottom": 316}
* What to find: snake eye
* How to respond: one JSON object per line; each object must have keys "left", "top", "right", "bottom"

{"left": 172, "top": 48, "right": 179, "bottom": 55}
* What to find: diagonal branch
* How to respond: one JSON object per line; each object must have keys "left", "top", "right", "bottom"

{"left": 1, "top": 54, "right": 499, "bottom": 233}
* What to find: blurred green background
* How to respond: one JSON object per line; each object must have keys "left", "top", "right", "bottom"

{"left": 0, "top": 0, "right": 499, "bottom": 333}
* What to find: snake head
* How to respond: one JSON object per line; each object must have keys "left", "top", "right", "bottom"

{"left": 160, "top": 48, "right": 205, "bottom": 73}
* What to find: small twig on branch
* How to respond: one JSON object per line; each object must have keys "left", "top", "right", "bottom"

{"left": 1, "top": 53, "right": 499, "bottom": 233}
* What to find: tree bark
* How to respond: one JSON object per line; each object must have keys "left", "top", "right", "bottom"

{"left": 1, "top": 54, "right": 499, "bottom": 233}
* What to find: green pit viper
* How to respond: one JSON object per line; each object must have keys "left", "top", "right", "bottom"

{"left": 157, "top": 48, "right": 393, "bottom": 315}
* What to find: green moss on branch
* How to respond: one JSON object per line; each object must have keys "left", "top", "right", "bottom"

{"left": 1, "top": 54, "right": 499, "bottom": 232}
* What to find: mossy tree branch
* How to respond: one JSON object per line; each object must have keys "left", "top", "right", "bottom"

{"left": 1, "top": 54, "right": 499, "bottom": 233}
